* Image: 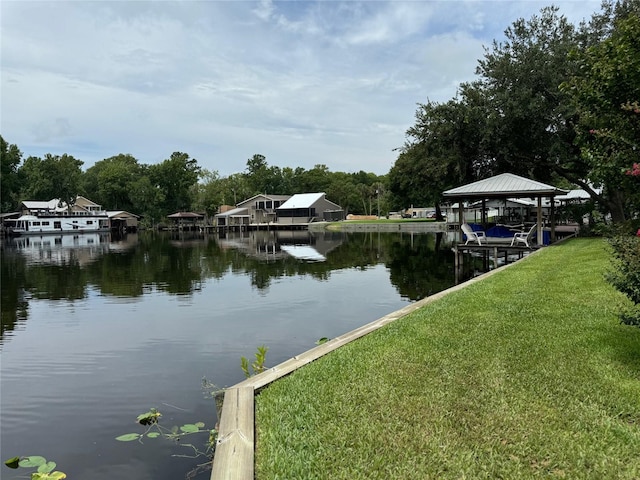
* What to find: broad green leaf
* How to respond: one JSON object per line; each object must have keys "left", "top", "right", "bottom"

{"left": 194, "top": 422, "right": 205, "bottom": 428}
{"left": 38, "top": 461, "right": 57, "bottom": 473}
{"left": 4, "top": 456, "right": 20, "bottom": 469}
{"left": 4, "top": 457, "right": 20, "bottom": 468}
{"left": 19, "top": 456, "right": 46, "bottom": 467}
{"left": 180, "top": 424, "right": 199, "bottom": 433}
{"left": 146, "top": 432, "right": 161, "bottom": 438}
{"left": 115, "top": 433, "right": 140, "bottom": 442}
{"left": 137, "top": 409, "right": 161, "bottom": 425}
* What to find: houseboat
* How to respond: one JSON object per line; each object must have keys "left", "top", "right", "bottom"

{"left": 5, "top": 196, "right": 135, "bottom": 236}
{"left": 11, "top": 213, "right": 110, "bottom": 236}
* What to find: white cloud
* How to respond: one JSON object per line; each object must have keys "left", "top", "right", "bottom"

{"left": 1, "top": 0, "right": 602, "bottom": 177}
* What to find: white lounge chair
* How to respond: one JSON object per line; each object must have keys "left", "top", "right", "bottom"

{"left": 511, "top": 224, "right": 537, "bottom": 247}
{"left": 461, "top": 223, "right": 487, "bottom": 245}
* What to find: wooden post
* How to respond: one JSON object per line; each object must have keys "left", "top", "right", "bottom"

{"left": 537, "top": 197, "right": 543, "bottom": 245}
{"left": 211, "top": 386, "right": 255, "bottom": 480}
{"left": 481, "top": 199, "right": 487, "bottom": 227}
{"left": 549, "top": 195, "right": 556, "bottom": 243}
{"left": 458, "top": 200, "right": 464, "bottom": 243}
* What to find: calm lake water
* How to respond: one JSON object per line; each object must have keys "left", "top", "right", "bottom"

{"left": 1, "top": 229, "right": 459, "bottom": 479}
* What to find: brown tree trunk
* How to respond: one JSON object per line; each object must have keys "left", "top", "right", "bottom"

{"left": 607, "top": 189, "right": 627, "bottom": 223}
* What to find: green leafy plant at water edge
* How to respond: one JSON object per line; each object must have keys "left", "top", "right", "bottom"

{"left": 241, "top": 345, "right": 269, "bottom": 378}
{"left": 116, "top": 378, "right": 225, "bottom": 478}
{"left": 4, "top": 455, "right": 66, "bottom": 479}
{"left": 116, "top": 407, "right": 217, "bottom": 461}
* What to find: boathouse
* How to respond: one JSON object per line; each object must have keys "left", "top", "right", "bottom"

{"left": 167, "top": 212, "right": 204, "bottom": 231}
{"left": 276, "top": 192, "right": 343, "bottom": 224}
{"left": 107, "top": 211, "right": 139, "bottom": 233}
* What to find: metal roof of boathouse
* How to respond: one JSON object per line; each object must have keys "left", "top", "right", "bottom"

{"left": 277, "top": 192, "right": 326, "bottom": 209}
{"left": 443, "top": 173, "right": 568, "bottom": 199}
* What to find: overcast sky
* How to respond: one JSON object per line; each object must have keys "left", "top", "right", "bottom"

{"left": 1, "top": 0, "right": 602, "bottom": 177}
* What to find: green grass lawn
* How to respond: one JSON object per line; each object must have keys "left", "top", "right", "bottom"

{"left": 255, "top": 238, "right": 640, "bottom": 479}
{"left": 340, "top": 218, "right": 437, "bottom": 223}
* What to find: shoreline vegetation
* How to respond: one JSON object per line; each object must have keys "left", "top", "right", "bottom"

{"left": 254, "top": 238, "right": 640, "bottom": 479}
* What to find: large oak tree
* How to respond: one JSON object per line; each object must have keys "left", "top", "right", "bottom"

{"left": 390, "top": 1, "right": 639, "bottom": 222}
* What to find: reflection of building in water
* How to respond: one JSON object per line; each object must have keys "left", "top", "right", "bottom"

{"left": 167, "top": 231, "right": 212, "bottom": 248}
{"left": 216, "top": 230, "right": 343, "bottom": 262}
{"left": 8, "top": 233, "right": 137, "bottom": 266}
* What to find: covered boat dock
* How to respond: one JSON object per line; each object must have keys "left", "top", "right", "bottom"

{"left": 443, "top": 173, "right": 570, "bottom": 280}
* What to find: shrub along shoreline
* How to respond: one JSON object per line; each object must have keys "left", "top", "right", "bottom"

{"left": 255, "top": 238, "right": 640, "bottom": 479}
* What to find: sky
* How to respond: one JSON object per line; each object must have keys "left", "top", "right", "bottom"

{"left": 1, "top": 0, "right": 603, "bottom": 178}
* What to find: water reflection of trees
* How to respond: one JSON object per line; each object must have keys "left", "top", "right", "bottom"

{"left": 1, "top": 251, "right": 29, "bottom": 341}
{"left": 0, "top": 230, "right": 456, "bottom": 338}
{"left": 385, "top": 232, "right": 455, "bottom": 300}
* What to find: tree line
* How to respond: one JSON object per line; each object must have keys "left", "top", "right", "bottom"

{"left": 2, "top": 1, "right": 638, "bottom": 226}
{"left": 0, "top": 144, "right": 389, "bottom": 225}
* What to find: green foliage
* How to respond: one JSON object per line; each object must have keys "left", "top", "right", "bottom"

{"left": 191, "top": 169, "right": 223, "bottom": 216}
{"left": 389, "top": 86, "right": 487, "bottom": 211}
{"left": 116, "top": 377, "right": 228, "bottom": 477}
{"left": 4, "top": 456, "right": 20, "bottom": 469}
{"left": 116, "top": 407, "right": 216, "bottom": 462}
{"left": 136, "top": 407, "right": 162, "bottom": 425}
{"left": 606, "top": 233, "right": 640, "bottom": 325}
{"left": 150, "top": 151, "right": 201, "bottom": 214}
{"left": 241, "top": 345, "right": 269, "bottom": 378}
{"left": 245, "top": 154, "right": 286, "bottom": 195}
{"left": 390, "top": 6, "right": 584, "bottom": 210}
{"left": 19, "top": 153, "right": 83, "bottom": 206}
{"left": 391, "top": 1, "right": 640, "bottom": 222}
{"left": 478, "top": 6, "right": 581, "bottom": 181}
{"left": 563, "top": 6, "right": 640, "bottom": 222}
{"left": 81, "top": 154, "right": 143, "bottom": 212}
{"left": 3, "top": 455, "right": 66, "bottom": 479}
{"left": 0, "top": 135, "right": 23, "bottom": 212}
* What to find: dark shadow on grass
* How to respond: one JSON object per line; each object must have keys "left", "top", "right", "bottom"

{"left": 601, "top": 322, "right": 640, "bottom": 373}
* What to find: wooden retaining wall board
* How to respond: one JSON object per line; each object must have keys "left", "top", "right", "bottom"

{"left": 210, "top": 247, "right": 545, "bottom": 480}
{"left": 210, "top": 386, "right": 254, "bottom": 480}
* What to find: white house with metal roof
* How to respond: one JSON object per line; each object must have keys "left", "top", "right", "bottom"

{"left": 276, "top": 193, "right": 343, "bottom": 224}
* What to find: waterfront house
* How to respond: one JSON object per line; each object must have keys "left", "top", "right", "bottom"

{"left": 276, "top": 193, "right": 343, "bottom": 224}
{"left": 214, "top": 194, "right": 292, "bottom": 227}
{"left": 240, "top": 194, "right": 292, "bottom": 224}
